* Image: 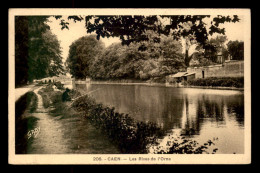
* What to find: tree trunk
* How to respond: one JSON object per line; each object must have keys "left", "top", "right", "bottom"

{"left": 184, "top": 38, "right": 192, "bottom": 68}
{"left": 184, "top": 49, "right": 191, "bottom": 68}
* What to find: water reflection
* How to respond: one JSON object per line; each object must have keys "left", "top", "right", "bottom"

{"left": 75, "top": 84, "right": 244, "bottom": 154}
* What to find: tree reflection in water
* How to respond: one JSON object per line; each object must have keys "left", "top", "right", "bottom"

{"left": 75, "top": 84, "right": 244, "bottom": 153}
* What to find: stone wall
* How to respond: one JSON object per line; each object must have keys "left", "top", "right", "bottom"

{"left": 187, "top": 60, "right": 244, "bottom": 78}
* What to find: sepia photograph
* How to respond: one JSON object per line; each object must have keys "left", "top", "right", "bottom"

{"left": 8, "top": 8, "right": 251, "bottom": 164}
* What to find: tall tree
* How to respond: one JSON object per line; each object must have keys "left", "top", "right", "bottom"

{"left": 15, "top": 16, "right": 65, "bottom": 86}
{"left": 66, "top": 35, "right": 105, "bottom": 79}
{"left": 203, "top": 35, "right": 228, "bottom": 62}
{"left": 88, "top": 32, "right": 184, "bottom": 80}
{"left": 159, "top": 35, "right": 184, "bottom": 74}
{"left": 15, "top": 16, "right": 29, "bottom": 87}
{"left": 41, "top": 30, "right": 65, "bottom": 77}
{"left": 227, "top": 40, "right": 244, "bottom": 60}
{"left": 27, "top": 16, "right": 64, "bottom": 81}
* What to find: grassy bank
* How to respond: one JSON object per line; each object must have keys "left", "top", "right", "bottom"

{"left": 15, "top": 91, "right": 38, "bottom": 154}
{"left": 187, "top": 77, "right": 244, "bottom": 88}
{"left": 38, "top": 84, "right": 81, "bottom": 119}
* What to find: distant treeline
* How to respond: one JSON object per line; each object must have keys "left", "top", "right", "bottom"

{"left": 66, "top": 34, "right": 244, "bottom": 81}
{"left": 66, "top": 33, "right": 185, "bottom": 81}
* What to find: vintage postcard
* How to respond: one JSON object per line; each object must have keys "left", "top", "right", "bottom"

{"left": 8, "top": 8, "right": 251, "bottom": 164}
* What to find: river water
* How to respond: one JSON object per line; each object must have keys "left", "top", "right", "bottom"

{"left": 75, "top": 83, "right": 244, "bottom": 154}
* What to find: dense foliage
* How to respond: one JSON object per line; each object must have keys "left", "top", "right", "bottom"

{"left": 15, "top": 16, "right": 29, "bottom": 86}
{"left": 227, "top": 40, "right": 244, "bottom": 60}
{"left": 66, "top": 35, "right": 105, "bottom": 79}
{"left": 204, "top": 36, "right": 228, "bottom": 62}
{"left": 152, "top": 137, "right": 218, "bottom": 154}
{"left": 58, "top": 15, "right": 239, "bottom": 67}
{"left": 15, "top": 16, "right": 64, "bottom": 87}
{"left": 67, "top": 32, "right": 185, "bottom": 80}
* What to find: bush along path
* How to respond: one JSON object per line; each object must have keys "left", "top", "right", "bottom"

{"left": 15, "top": 90, "right": 39, "bottom": 154}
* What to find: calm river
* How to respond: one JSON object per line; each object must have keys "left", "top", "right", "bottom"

{"left": 75, "top": 83, "right": 244, "bottom": 154}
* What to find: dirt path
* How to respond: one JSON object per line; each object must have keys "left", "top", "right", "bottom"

{"left": 27, "top": 87, "right": 70, "bottom": 154}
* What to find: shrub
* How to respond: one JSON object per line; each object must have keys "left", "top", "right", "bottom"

{"left": 54, "top": 81, "right": 64, "bottom": 90}
{"left": 152, "top": 137, "right": 218, "bottom": 154}
{"left": 187, "top": 77, "right": 244, "bottom": 88}
{"left": 15, "top": 91, "right": 38, "bottom": 118}
{"left": 15, "top": 91, "right": 38, "bottom": 154}
{"left": 42, "top": 85, "right": 54, "bottom": 92}
{"left": 149, "top": 76, "right": 166, "bottom": 83}
{"left": 68, "top": 89, "right": 81, "bottom": 100}
{"left": 51, "top": 91, "right": 63, "bottom": 104}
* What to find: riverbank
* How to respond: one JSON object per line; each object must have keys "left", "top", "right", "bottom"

{"left": 90, "top": 77, "right": 244, "bottom": 91}
{"left": 186, "top": 77, "right": 244, "bottom": 89}
{"left": 34, "top": 84, "right": 219, "bottom": 154}
{"left": 90, "top": 80, "right": 166, "bottom": 87}
{"left": 37, "top": 84, "right": 166, "bottom": 153}
{"left": 183, "top": 85, "right": 244, "bottom": 91}
{"left": 90, "top": 81, "right": 243, "bottom": 91}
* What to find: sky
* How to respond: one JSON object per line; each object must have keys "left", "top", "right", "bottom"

{"left": 47, "top": 16, "right": 120, "bottom": 62}
{"left": 47, "top": 15, "right": 244, "bottom": 62}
